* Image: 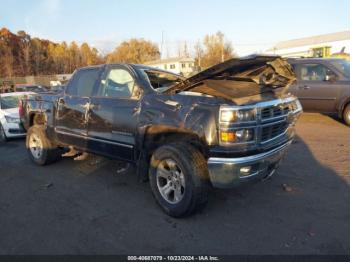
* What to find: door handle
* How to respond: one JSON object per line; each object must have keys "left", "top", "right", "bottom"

{"left": 299, "top": 85, "right": 310, "bottom": 90}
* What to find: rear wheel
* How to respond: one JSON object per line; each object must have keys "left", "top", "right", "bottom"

{"left": 26, "top": 125, "right": 61, "bottom": 165}
{"left": 0, "top": 123, "right": 7, "bottom": 142}
{"left": 149, "top": 143, "right": 209, "bottom": 217}
{"left": 343, "top": 104, "right": 350, "bottom": 126}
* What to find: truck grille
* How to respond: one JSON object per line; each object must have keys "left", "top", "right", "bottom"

{"left": 259, "top": 102, "right": 295, "bottom": 143}
{"left": 261, "top": 122, "right": 288, "bottom": 142}
{"left": 261, "top": 104, "right": 291, "bottom": 120}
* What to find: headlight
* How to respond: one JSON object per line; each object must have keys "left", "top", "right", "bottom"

{"left": 5, "top": 116, "right": 20, "bottom": 123}
{"left": 220, "top": 128, "right": 255, "bottom": 143}
{"left": 220, "top": 108, "right": 256, "bottom": 123}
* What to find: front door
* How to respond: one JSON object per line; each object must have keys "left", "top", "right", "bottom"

{"left": 295, "top": 63, "right": 340, "bottom": 112}
{"left": 55, "top": 67, "right": 101, "bottom": 149}
{"left": 87, "top": 65, "right": 140, "bottom": 161}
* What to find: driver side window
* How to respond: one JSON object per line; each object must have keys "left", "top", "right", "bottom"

{"left": 299, "top": 64, "right": 335, "bottom": 81}
{"left": 98, "top": 68, "right": 135, "bottom": 98}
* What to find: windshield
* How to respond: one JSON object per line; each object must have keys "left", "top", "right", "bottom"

{"left": 0, "top": 95, "right": 20, "bottom": 109}
{"left": 330, "top": 60, "right": 350, "bottom": 77}
{"left": 142, "top": 70, "right": 184, "bottom": 92}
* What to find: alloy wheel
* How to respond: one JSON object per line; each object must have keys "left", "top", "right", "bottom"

{"left": 156, "top": 158, "right": 186, "bottom": 204}
{"left": 29, "top": 133, "right": 43, "bottom": 159}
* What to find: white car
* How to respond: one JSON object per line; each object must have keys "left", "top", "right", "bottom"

{"left": 0, "top": 92, "right": 34, "bottom": 141}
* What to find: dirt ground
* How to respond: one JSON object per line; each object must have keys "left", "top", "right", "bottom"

{"left": 0, "top": 113, "right": 349, "bottom": 255}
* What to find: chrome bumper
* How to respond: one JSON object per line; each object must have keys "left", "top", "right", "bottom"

{"left": 207, "top": 141, "right": 292, "bottom": 188}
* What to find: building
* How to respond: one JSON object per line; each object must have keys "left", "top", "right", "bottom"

{"left": 145, "top": 57, "right": 196, "bottom": 76}
{"left": 267, "top": 30, "right": 350, "bottom": 58}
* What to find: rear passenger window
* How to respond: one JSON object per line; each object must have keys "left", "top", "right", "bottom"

{"left": 66, "top": 68, "right": 100, "bottom": 97}
{"left": 98, "top": 68, "right": 135, "bottom": 98}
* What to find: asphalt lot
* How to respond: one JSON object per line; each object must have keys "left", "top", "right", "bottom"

{"left": 0, "top": 113, "right": 349, "bottom": 255}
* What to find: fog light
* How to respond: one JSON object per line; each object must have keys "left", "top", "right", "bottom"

{"left": 240, "top": 166, "right": 252, "bottom": 174}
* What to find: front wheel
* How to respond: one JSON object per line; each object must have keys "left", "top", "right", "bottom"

{"left": 149, "top": 143, "right": 209, "bottom": 217}
{"left": 343, "top": 104, "right": 350, "bottom": 126}
{"left": 26, "top": 125, "right": 61, "bottom": 165}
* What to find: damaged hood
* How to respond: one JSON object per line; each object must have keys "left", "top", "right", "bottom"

{"left": 165, "top": 55, "right": 296, "bottom": 102}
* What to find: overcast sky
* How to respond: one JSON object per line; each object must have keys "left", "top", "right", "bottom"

{"left": 2, "top": 0, "right": 350, "bottom": 56}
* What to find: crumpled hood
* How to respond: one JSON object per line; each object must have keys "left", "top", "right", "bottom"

{"left": 165, "top": 55, "right": 296, "bottom": 102}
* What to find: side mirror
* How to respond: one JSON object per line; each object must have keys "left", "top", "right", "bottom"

{"left": 325, "top": 74, "right": 337, "bottom": 82}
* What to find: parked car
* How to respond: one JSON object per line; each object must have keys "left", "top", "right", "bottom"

{"left": 20, "top": 55, "right": 302, "bottom": 217}
{"left": 0, "top": 92, "right": 34, "bottom": 141}
{"left": 288, "top": 58, "right": 350, "bottom": 125}
{"left": 15, "top": 84, "right": 48, "bottom": 93}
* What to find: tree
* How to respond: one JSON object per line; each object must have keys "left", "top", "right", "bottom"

{"left": 80, "top": 43, "right": 100, "bottom": 66}
{"left": 0, "top": 28, "right": 105, "bottom": 77}
{"left": 17, "top": 30, "right": 31, "bottom": 75}
{"left": 0, "top": 28, "right": 17, "bottom": 77}
{"left": 177, "top": 41, "right": 190, "bottom": 58}
{"left": 107, "top": 38, "right": 160, "bottom": 64}
{"left": 198, "top": 31, "right": 235, "bottom": 68}
{"left": 194, "top": 40, "right": 204, "bottom": 68}
{"left": 68, "top": 41, "right": 81, "bottom": 72}
{"left": 0, "top": 44, "right": 14, "bottom": 77}
{"left": 30, "top": 38, "right": 46, "bottom": 75}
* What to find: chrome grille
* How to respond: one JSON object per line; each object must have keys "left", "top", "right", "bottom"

{"left": 261, "top": 104, "right": 291, "bottom": 120}
{"left": 261, "top": 122, "right": 289, "bottom": 142}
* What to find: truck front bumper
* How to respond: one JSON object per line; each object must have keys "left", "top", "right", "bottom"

{"left": 207, "top": 141, "right": 292, "bottom": 188}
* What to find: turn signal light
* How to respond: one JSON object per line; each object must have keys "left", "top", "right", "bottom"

{"left": 220, "top": 129, "right": 255, "bottom": 143}
{"left": 220, "top": 131, "right": 236, "bottom": 142}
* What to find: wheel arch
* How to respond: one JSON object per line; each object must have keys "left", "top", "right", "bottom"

{"left": 135, "top": 125, "right": 209, "bottom": 182}
{"left": 141, "top": 125, "right": 209, "bottom": 159}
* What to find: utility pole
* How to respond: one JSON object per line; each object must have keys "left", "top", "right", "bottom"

{"left": 160, "top": 30, "right": 164, "bottom": 59}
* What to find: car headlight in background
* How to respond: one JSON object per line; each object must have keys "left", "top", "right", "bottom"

{"left": 220, "top": 108, "right": 256, "bottom": 123}
{"left": 5, "top": 116, "right": 20, "bottom": 123}
{"left": 220, "top": 128, "right": 255, "bottom": 143}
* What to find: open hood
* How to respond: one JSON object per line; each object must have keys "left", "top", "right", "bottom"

{"left": 165, "top": 55, "right": 296, "bottom": 102}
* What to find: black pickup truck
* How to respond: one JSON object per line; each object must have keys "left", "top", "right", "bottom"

{"left": 20, "top": 55, "right": 302, "bottom": 217}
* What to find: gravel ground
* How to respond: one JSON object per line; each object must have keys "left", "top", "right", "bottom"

{"left": 0, "top": 113, "right": 349, "bottom": 255}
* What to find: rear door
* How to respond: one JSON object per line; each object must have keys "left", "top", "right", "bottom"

{"left": 55, "top": 67, "right": 101, "bottom": 149}
{"left": 294, "top": 63, "right": 340, "bottom": 112}
{"left": 87, "top": 65, "right": 141, "bottom": 161}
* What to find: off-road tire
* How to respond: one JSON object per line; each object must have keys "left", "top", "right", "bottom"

{"left": 149, "top": 143, "right": 209, "bottom": 217}
{"left": 26, "top": 125, "right": 61, "bottom": 165}
{"left": 343, "top": 104, "right": 350, "bottom": 126}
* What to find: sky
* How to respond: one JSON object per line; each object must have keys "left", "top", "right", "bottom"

{"left": 1, "top": 0, "right": 350, "bottom": 56}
